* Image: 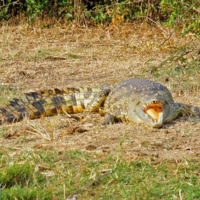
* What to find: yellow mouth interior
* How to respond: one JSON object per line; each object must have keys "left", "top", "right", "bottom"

{"left": 144, "top": 103, "right": 163, "bottom": 122}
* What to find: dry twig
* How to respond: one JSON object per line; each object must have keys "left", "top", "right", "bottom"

{"left": 158, "top": 4, "right": 194, "bottom": 48}
{"left": 154, "top": 4, "right": 194, "bottom": 66}
{"left": 67, "top": 169, "right": 113, "bottom": 200}
{"left": 0, "top": 0, "right": 19, "bottom": 9}
{"left": 131, "top": 16, "right": 168, "bottom": 37}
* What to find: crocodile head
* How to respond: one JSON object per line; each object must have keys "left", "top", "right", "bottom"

{"left": 104, "top": 79, "right": 180, "bottom": 127}
{"left": 127, "top": 95, "right": 173, "bottom": 128}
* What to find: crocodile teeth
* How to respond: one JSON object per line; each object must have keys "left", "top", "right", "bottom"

{"left": 144, "top": 102, "right": 163, "bottom": 122}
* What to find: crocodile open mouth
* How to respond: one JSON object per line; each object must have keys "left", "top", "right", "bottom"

{"left": 144, "top": 101, "right": 163, "bottom": 122}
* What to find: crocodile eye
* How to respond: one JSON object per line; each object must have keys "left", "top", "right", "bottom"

{"left": 136, "top": 101, "right": 141, "bottom": 105}
{"left": 165, "top": 100, "right": 169, "bottom": 104}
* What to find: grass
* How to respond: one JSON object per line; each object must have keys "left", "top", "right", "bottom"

{"left": 0, "top": 149, "right": 200, "bottom": 199}
{"left": 145, "top": 44, "right": 200, "bottom": 94}
{"left": 0, "top": 86, "right": 19, "bottom": 104}
{"left": 0, "top": 21, "right": 200, "bottom": 199}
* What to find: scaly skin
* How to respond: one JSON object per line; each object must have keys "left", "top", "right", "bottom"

{"left": 103, "top": 79, "right": 199, "bottom": 127}
{"left": 0, "top": 87, "right": 110, "bottom": 124}
{"left": 0, "top": 79, "right": 199, "bottom": 127}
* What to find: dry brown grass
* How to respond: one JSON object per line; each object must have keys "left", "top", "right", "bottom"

{"left": 0, "top": 22, "right": 199, "bottom": 162}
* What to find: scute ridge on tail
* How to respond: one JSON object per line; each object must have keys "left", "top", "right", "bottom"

{"left": 0, "top": 86, "right": 104, "bottom": 125}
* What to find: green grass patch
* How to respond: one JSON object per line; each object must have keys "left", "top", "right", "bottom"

{"left": 67, "top": 54, "right": 79, "bottom": 59}
{"left": 0, "top": 163, "right": 34, "bottom": 188}
{"left": 31, "top": 49, "right": 51, "bottom": 60}
{"left": 0, "top": 149, "right": 199, "bottom": 199}
{"left": 29, "top": 50, "right": 80, "bottom": 60}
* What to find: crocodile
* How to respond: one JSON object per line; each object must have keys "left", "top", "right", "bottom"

{"left": 0, "top": 79, "right": 199, "bottom": 127}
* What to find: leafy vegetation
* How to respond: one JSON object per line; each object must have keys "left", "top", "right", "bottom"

{"left": 1, "top": 0, "right": 200, "bottom": 36}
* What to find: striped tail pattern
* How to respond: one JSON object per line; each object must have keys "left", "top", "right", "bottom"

{"left": 0, "top": 87, "right": 111, "bottom": 125}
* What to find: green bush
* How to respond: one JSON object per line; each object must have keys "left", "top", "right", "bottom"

{"left": 0, "top": 0, "right": 199, "bottom": 36}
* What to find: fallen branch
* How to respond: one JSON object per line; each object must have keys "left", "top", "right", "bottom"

{"left": 183, "top": 3, "right": 200, "bottom": 14}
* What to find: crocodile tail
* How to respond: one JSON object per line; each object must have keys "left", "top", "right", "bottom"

{"left": 0, "top": 87, "right": 103, "bottom": 125}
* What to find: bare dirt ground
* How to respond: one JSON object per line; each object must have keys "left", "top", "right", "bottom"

{"left": 0, "top": 22, "right": 199, "bottom": 162}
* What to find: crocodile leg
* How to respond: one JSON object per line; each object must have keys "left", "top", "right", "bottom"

{"left": 165, "top": 102, "right": 200, "bottom": 122}
{"left": 102, "top": 113, "right": 115, "bottom": 125}
{"left": 191, "top": 106, "right": 200, "bottom": 117}
{"left": 86, "top": 89, "right": 110, "bottom": 112}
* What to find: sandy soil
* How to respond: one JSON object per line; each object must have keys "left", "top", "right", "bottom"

{"left": 0, "top": 23, "right": 199, "bottom": 162}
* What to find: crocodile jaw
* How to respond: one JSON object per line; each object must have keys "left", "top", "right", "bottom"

{"left": 133, "top": 100, "right": 170, "bottom": 127}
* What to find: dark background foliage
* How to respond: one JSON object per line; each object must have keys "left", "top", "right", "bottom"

{"left": 0, "top": 0, "right": 199, "bottom": 36}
